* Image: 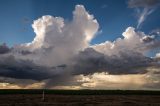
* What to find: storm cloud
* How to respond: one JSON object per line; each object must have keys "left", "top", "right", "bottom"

{"left": 0, "top": 55, "right": 57, "bottom": 81}
{"left": 0, "top": 43, "right": 11, "bottom": 54}
{"left": 71, "top": 48, "right": 153, "bottom": 75}
{"left": 0, "top": 5, "right": 160, "bottom": 89}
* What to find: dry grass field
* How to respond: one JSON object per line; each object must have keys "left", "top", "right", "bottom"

{"left": 0, "top": 90, "right": 159, "bottom": 106}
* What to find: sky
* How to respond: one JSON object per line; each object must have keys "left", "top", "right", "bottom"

{"left": 0, "top": 0, "right": 160, "bottom": 89}
{"left": 1, "top": 0, "right": 160, "bottom": 46}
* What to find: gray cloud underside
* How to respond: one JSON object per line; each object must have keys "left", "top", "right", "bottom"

{"left": 0, "top": 55, "right": 65, "bottom": 81}
{"left": 0, "top": 43, "right": 11, "bottom": 54}
{"left": 0, "top": 47, "right": 159, "bottom": 81}
{"left": 71, "top": 48, "right": 156, "bottom": 75}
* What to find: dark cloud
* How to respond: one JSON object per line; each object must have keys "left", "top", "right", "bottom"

{"left": 0, "top": 48, "right": 156, "bottom": 86}
{"left": 0, "top": 47, "right": 159, "bottom": 88}
{"left": 0, "top": 43, "right": 11, "bottom": 54}
{"left": 71, "top": 48, "right": 154, "bottom": 75}
{"left": 19, "top": 50, "right": 33, "bottom": 55}
{"left": 0, "top": 55, "right": 60, "bottom": 81}
{"left": 141, "top": 36, "right": 155, "bottom": 43}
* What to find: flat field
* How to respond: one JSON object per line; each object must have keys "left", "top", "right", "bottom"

{"left": 0, "top": 90, "right": 159, "bottom": 106}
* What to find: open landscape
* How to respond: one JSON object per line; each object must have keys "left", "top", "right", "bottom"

{"left": 0, "top": 0, "right": 160, "bottom": 106}
{"left": 0, "top": 90, "right": 160, "bottom": 106}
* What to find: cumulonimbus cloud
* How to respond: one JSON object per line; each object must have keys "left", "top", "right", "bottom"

{"left": 0, "top": 5, "right": 160, "bottom": 89}
{"left": 15, "top": 5, "right": 99, "bottom": 67}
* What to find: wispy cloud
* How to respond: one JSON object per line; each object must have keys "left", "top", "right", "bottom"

{"left": 101, "top": 4, "right": 107, "bottom": 9}
{"left": 128, "top": 0, "right": 160, "bottom": 28}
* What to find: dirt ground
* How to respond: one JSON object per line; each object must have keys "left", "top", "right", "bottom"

{"left": 0, "top": 94, "right": 159, "bottom": 106}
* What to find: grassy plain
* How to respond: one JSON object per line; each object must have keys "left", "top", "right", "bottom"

{"left": 0, "top": 89, "right": 159, "bottom": 106}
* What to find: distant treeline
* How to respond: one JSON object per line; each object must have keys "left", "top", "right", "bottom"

{"left": 0, "top": 89, "right": 160, "bottom": 95}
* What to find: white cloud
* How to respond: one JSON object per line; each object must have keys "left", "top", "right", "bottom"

{"left": 77, "top": 72, "right": 147, "bottom": 89}
{"left": 91, "top": 27, "right": 157, "bottom": 56}
{"left": 14, "top": 5, "right": 99, "bottom": 66}
{"left": 77, "top": 71, "right": 160, "bottom": 90}
{"left": 156, "top": 53, "right": 160, "bottom": 58}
